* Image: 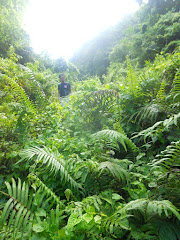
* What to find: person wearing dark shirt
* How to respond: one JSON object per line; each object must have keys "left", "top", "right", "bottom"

{"left": 58, "top": 73, "right": 71, "bottom": 101}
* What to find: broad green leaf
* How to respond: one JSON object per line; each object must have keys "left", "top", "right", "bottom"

{"left": 33, "top": 223, "right": 45, "bottom": 233}
{"left": 112, "top": 193, "right": 123, "bottom": 201}
{"left": 86, "top": 206, "right": 96, "bottom": 215}
{"left": 83, "top": 213, "right": 93, "bottom": 223}
{"left": 94, "top": 215, "right": 101, "bottom": 223}
{"left": 35, "top": 208, "right": 46, "bottom": 217}
{"left": 67, "top": 212, "right": 82, "bottom": 229}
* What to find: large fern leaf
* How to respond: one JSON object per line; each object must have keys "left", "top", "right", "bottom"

{"left": 172, "top": 72, "right": 180, "bottom": 95}
{"left": 132, "top": 112, "right": 180, "bottom": 141}
{"left": 83, "top": 89, "right": 118, "bottom": 108}
{"left": 0, "top": 178, "right": 63, "bottom": 239}
{"left": 46, "top": 204, "right": 65, "bottom": 233}
{"left": 131, "top": 103, "right": 167, "bottom": 125}
{"left": 0, "top": 178, "right": 38, "bottom": 238}
{"left": 20, "top": 66, "right": 47, "bottom": 108}
{"left": 28, "top": 173, "right": 63, "bottom": 206}
{"left": 152, "top": 140, "right": 180, "bottom": 169}
{"left": 20, "top": 146, "right": 84, "bottom": 193}
{"left": 98, "top": 160, "right": 129, "bottom": 184}
{"left": 8, "top": 77, "right": 36, "bottom": 113}
{"left": 124, "top": 199, "right": 180, "bottom": 221}
{"left": 103, "top": 211, "right": 130, "bottom": 234}
{"left": 92, "top": 129, "right": 139, "bottom": 153}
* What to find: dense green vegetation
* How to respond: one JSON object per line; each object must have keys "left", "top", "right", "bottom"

{"left": 72, "top": 0, "right": 180, "bottom": 77}
{"left": 0, "top": 0, "right": 180, "bottom": 239}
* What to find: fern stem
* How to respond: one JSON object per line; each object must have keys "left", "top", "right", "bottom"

{"left": 0, "top": 190, "right": 11, "bottom": 198}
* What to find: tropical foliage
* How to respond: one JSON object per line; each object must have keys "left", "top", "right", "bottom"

{"left": 0, "top": 0, "right": 180, "bottom": 239}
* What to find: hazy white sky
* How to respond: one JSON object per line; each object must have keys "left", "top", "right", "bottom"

{"left": 23, "top": 0, "right": 144, "bottom": 60}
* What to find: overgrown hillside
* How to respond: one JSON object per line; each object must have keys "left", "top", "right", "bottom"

{"left": 0, "top": 0, "right": 180, "bottom": 239}
{"left": 71, "top": 0, "right": 180, "bottom": 77}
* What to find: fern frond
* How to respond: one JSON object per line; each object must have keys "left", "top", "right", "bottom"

{"left": 0, "top": 178, "right": 35, "bottom": 237}
{"left": 163, "top": 112, "right": 180, "bottom": 129}
{"left": 124, "top": 198, "right": 148, "bottom": 211}
{"left": 92, "top": 129, "right": 139, "bottom": 153}
{"left": 46, "top": 204, "right": 65, "bottom": 232}
{"left": 98, "top": 161, "right": 129, "bottom": 184}
{"left": 82, "top": 195, "right": 103, "bottom": 211}
{"left": 126, "top": 56, "right": 140, "bottom": 95}
{"left": 84, "top": 89, "right": 118, "bottom": 106}
{"left": 100, "top": 153, "right": 133, "bottom": 165}
{"left": 151, "top": 140, "right": 180, "bottom": 169}
{"left": 103, "top": 211, "right": 130, "bottom": 234}
{"left": 28, "top": 173, "right": 63, "bottom": 206}
{"left": 156, "top": 80, "right": 167, "bottom": 101}
{"left": 102, "top": 198, "right": 131, "bottom": 233}
{"left": 0, "top": 178, "right": 59, "bottom": 238}
{"left": 131, "top": 103, "right": 166, "bottom": 125}
{"left": 132, "top": 112, "right": 180, "bottom": 141}
{"left": 124, "top": 199, "right": 180, "bottom": 221}
{"left": 158, "top": 221, "right": 180, "bottom": 240}
{"left": 21, "top": 66, "right": 47, "bottom": 107}
{"left": 80, "top": 89, "right": 119, "bottom": 118}
{"left": 8, "top": 77, "right": 36, "bottom": 112}
{"left": 172, "top": 72, "right": 180, "bottom": 94}
{"left": 21, "top": 146, "right": 84, "bottom": 193}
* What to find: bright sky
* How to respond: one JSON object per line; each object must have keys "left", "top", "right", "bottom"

{"left": 23, "top": 0, "right": 144, "bottom": 60}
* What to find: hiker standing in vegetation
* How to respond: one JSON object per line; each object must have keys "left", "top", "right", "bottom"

{"left": 58, "top": 73, "right": 71, "bottom": 104}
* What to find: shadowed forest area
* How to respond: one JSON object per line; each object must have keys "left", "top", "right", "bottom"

{"left": 0, "top": 0, "right": 180, "bottom": 239}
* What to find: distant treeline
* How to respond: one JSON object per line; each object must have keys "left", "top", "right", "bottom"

{"left": 71, "top": 0, "right": 180, "bottom": 78}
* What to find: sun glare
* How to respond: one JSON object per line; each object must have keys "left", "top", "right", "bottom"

{"left": 23, "top": 0, "right": 140, "bottom": 60}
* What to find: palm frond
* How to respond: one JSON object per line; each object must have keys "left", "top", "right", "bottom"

{"left": 20, "top": 146, "right": 84, "bottom": 193}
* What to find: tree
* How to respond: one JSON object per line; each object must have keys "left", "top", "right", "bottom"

{"left": 0, "top": 0, "right": 30, "bottom": 58}
{"left": 148, "top": 0, "right": 180, "bottom": 13}
{"left": 54, "top": 57, "right": 68, "bottom": 73}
